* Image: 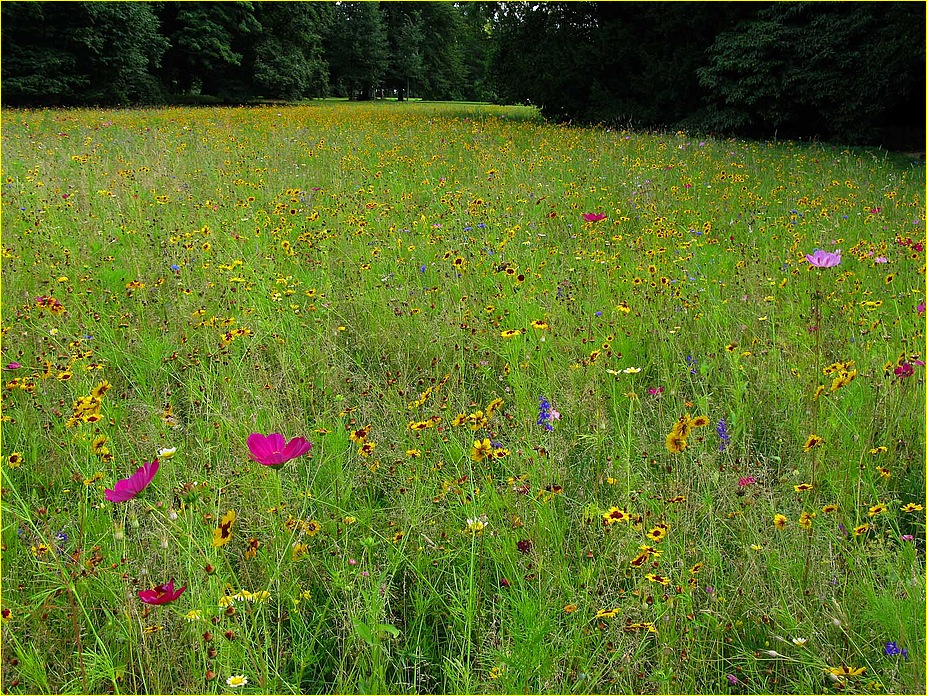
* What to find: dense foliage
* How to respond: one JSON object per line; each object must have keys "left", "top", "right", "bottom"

{"left": 1, "top": 2, "right": 924, "bottom": 146}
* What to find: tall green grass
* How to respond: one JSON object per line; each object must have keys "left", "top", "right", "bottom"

{"left": 1, "top": 101, "right": 924, "bottom": 694}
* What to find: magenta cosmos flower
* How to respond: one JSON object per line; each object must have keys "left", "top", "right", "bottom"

{"left": 138, "top": 579, "right": 186, "bottom": 605}
{"left": 582, "top": 212, "right": 607, "bottom": 222}
{"left": 104, "top": 459, "right": 159, "bottom": 502}
{"left": 247, "top": 433, "right": 312, "bottom": 468}
{"left": 805, "top": 249, "right": 842, "bottom": 268}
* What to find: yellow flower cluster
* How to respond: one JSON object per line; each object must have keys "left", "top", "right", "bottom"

{"left": 665, "top": 413, "right": 710, "bottom": 453}
{"left": 65, "top": 380, "right": 112, "bottom": 427}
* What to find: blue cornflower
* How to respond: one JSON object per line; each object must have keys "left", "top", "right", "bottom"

{"left": 885, "top": 642, "right": 909, "bottom": 660}
{"left": 716, "top": 418, "right": 730, "bottom": 452}
{"left": 170, "top": 264, "right": 180, "bottom": 271}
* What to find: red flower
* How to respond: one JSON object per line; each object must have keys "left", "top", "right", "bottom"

{"left": 247, "top": 433, "right": 312, "bottom": 468}
{"left": 138, "top": 579, "right": 186, "bottom": 605}
{"left": 104, "top": 460, "right": 159, "bottom": 502}
{"left": 582, "top": 212, "right": 607, "bottom": 222}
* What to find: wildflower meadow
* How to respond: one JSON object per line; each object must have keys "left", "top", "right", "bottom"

{"left": 1, "top": 101, "right": 924, "bottom": 694}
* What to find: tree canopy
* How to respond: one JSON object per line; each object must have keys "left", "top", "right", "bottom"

{"left": 2, "top": 1, "right": 923, "bottom": 148}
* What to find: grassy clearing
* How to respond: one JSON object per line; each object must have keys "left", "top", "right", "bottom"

{"left": 1, "top": 101, "right": 924, "bottom": 694}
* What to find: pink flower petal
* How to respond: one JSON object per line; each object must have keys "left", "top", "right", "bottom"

{"left": 248, "top": 433, "right": 312, "bottom": 467}
{"left": 104, "top": 460, "right": 159, "bottom": 502}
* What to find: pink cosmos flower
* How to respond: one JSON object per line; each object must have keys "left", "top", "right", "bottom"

{"left": 3, "top": 362, "right": 21, "bottom": 370}
{"left": 104, "top": 459, "right": 159, "bottom": 502}
{"left": 805, "top": 249, "right": 842, "bottom": 268}
{"left": 917, "top": 302, "right": 926, "bottom": 315}
{"left": 247, "top": 433, "right": 312, "bottom": 468}
{"left": 582, "top": 212, "right": 607, "bottom": 222}
{"left": 138, "top": 579, "right": 186, "bottom": 605}
{"left": 738, "top": 476, "right": 756, "bottom": 487}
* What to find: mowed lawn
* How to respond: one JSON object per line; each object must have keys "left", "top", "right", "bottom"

{"left": 1, "top": 101, "right": 924, "bottom": 694}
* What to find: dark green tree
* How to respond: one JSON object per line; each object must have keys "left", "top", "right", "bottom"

{"left": 457, "top": 2, "right": 497, "bottom": 102}
{"left": 324, "top": 2, "right": 389, "bottom": 100}
{"left": 247, "top": 2, "right": 331, "bottom": 100}
{"left": 416, "top": 2, "right": 467, "bottom": 101}
{"left": 157, "top": 2, "right": 260, "bottom": 100}
{"left": 490, "top": 2, "right": 752, "bottom": 127}
{"left": 381, "top": 3, "right": 426, "bottom": 100}
{"left": 697, "top": 2, "right": 926, "bottom": 145}
{"left": 2, "top": 1, "right": 167, "bottom": 106}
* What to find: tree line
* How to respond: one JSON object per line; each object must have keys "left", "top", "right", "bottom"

{"left": 2, "top": 1, "right": 923, "bottom": 148}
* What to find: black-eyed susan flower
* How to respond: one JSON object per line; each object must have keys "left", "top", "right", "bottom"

{"left": 7, "top": 452, "right": 23, "bottom": 468}
{"left": 500, "top": 329, "right": 521, "bottom": 338}
{"left": 853, "top": 523, "right": 869, "bottom": 536}
{"left": 821, "top": 504, "right": 839, "bottom": 513}
{"left": 358, "top": 442, "right": 376, "bottom": 457}
{"left": 90, "top": 435, "right": 109, "bottom": 456}
{"left": 867, "top": 503, "right": 887, "bottom": 517}
{"left": 595, "top": 608, "right": 619, "bottom": 619}
{"left": 638, "top": 544, "right": 662, "bottom": 558}
{"left": 530, "top": 320, "right": 549, "bottom": 330}
{"left": 602, "top": 506, "right": 630, "bottom": 525}
{"left": 803, "top": 434, "right": 823, "bottom": 451}
{"left": 349, "top": 426, "right": 370, "bottom": 444}
{"left": 794, "top": 482, "right": 813, "bottom": 492}
{"left": 672, "top": 414, "right": 693, "bottom": 438}
{"left": 665, "top": 432, "right": 687, "bottom": 454}
{"left": 647, "top": 524, "right": 668, "bottom": 542}
{"left": 470, "top": 438, "right": 493, "bottom": 462}
{"left": 901, "top": 503, "right": 923, "bottom": 512}
{"left": 645, "top": 573, "right": 670, "bottom": 586}
{"left": 773, "top": 513, "right": 788, "bottom": 530}
{"left": 485, "top": 397, "right": 504, "bottom": 419}
{"left": 212, "top": 510, "right": 236, "bottom": 548}
{"left": 690, "top": 415, "right": 710, "bottom": 428}
{"left": 798, "top": 512, "right": 815, "bottom": 529}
